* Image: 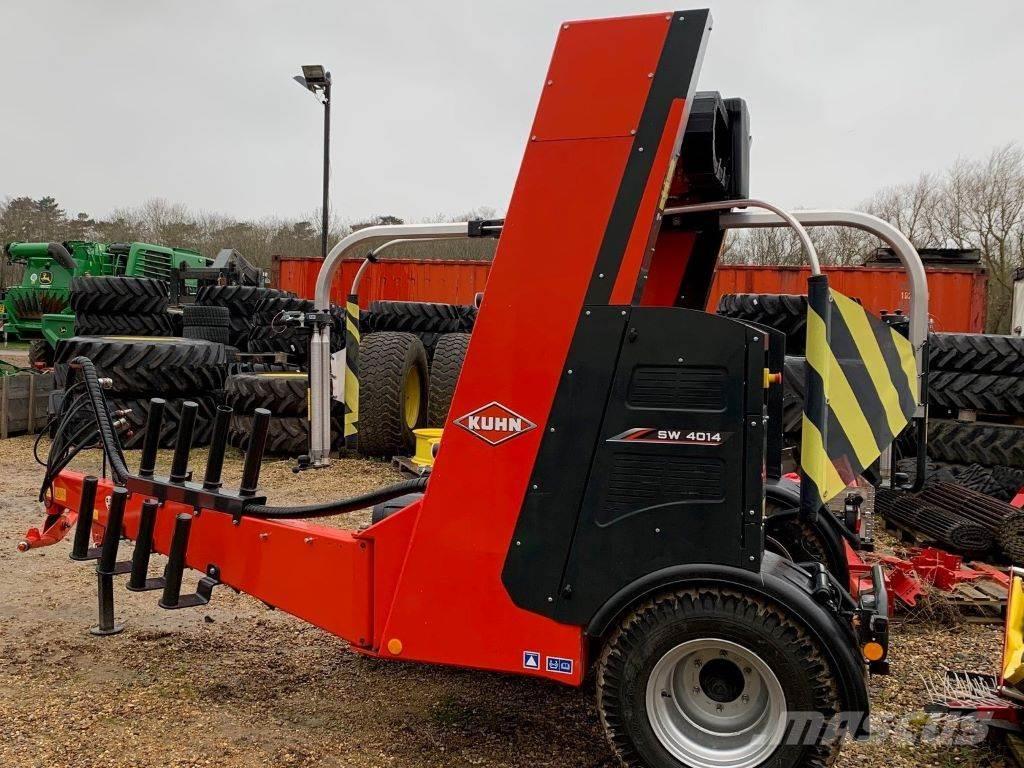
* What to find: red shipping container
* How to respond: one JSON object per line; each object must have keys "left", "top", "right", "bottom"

{"left": 273, "top": 256, "right": 987, "bottom": 333}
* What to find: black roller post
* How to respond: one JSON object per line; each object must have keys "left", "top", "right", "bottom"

{"left": 127, "top": 499, "right": 164, "bottom": 592}
{"left": 70, "top": 475, "right": 99, "bottom": 561}
{"left": 203, "top": 405, "right": 233, "bottom": 490}
{"left": 169, "top": 400, "right": 199, "bottom": 483}
{"left": 91, "top": 486, "right": 128, "bottom": 636}
{"left": 97, "top": 487, "right": 128, "bottom": 576}
{"left": 159, "top": 513, "right": 193, "bottom": 609}
{"left": 138, "top": 398, "right": 166, "bottom": 478}
{"left": 239, "top": 408, "right": 271, "bottom": 497}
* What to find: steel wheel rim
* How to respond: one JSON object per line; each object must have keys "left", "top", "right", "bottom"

{"left": 403, "top": 367, "right": 422, "bottom": 428}
{"left": 645, "top": 638, "right": 787, "bottom": 768}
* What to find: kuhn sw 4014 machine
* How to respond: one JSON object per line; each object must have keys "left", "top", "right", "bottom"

{"left": 23, "top": 10, "right": 939, "bottom": 768}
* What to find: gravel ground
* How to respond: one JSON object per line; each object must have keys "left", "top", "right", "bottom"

{"left": 0, "top": 434, "right": 1012, "bottom": 767}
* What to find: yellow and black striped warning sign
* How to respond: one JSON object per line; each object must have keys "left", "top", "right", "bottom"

{"left": 800, "top": 275, "right": 918, "bottom": 507}
{"left": 343, "top": 294, "right": 361, "bottom": 449}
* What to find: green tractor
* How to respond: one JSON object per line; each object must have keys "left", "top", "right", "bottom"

{"left": 2, "top": 241, "right": 209, "bottom": 364}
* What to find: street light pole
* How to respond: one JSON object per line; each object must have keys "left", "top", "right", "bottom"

{"left": 294, "top": 65, "right": 332, "bottom": 260}
{"left": 320, "top": 73, "right": 331, "bottom": 260}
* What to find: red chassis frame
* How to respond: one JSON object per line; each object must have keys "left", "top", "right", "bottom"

{"left": 34, "top": 11, "right": 725, "bottom": 687}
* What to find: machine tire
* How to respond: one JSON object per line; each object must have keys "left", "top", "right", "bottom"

{"left": 183, "top": 304, "right": 230, "bottom": 328}
{"left": 781, "top": 355, "right": 806, "bottom": 435}
{"left": 716, "top": 294, "right": 808, "bottom": 355}
{"left": 929, "top": 371, "right": 1024, "bottom": 416}
{"left": 226, "top": 372, "right": 309, "bottom": 417}
{"left": 763, "top": 501, "right": 847, "bottom": 583}
{"left": 999, "top": 511, "right": 1024, "bottom": 564}
{"left": 184, "top": 324, "right": 231, "bottom": 344}
{"left": 928, "top": 419, "right": 1024, "bottom": 468}
{"left": 110, "top": 395, "right": 220, "bottom": 449}
{"left": 69, "top": 276, "right": 169, "bottom": 315}
{"left": 228, "top": 413, "right": 341, "bottom": 455}
{"left": 929, "top": 332, "right": 1024, "bottom": 375}
{"left": 54, "top": 336, "right": 228, "bottom": 396}
{"left": 597, "top": 586, "right": 842, "bottom": 768}
{"left": 195, "top": 285, "right": 289, "bottom": 318}
{"left": 365, "top": 300, "right": 472, "bottom": 330}
{"left": 74, "top": 313, "right": 176, "bottom": 337}
{"left": 427, "top": 332, "right": 470, "bottom": 426}
{"left": 246, "top": 325, "right": 312, "bottom": 360}
{"left": 28, "top": 339, "right": 54, "bottom": 367}
{"left": 253, "top": 295, "right": 313, "bottom": 316}
{"left": 357, "top": 331, "right": 428, "bottom": 457}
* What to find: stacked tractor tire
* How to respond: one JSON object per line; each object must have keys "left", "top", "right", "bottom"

{"left": 70, "top": 275, "right": 178, "bottom": 337}
{"left": 921, "top": 332, "right": 1024, "bottom": 501}
{"left": 354, "top": 301, "right": 476, "bottom": 457}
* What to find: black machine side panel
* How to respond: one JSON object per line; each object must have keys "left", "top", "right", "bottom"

{"left": 553, "top": 308, "right": 765, "bottom": 625}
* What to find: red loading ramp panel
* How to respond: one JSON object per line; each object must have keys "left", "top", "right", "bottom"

{"left": 369, "top": 12, "right": 704, "bottom": 683}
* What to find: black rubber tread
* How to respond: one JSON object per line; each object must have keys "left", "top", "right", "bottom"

{"left": 362, "top": 301, "right": 473, "bottom": 335}
{"left": 109, "top": 395, "right": 220, "bottom": 449}
{"left": 54, "top": 336, "right": 228, "bottom": 396}
{"left": 999, "top": 511, "right": 1024, "bottom": 564}
{"left": 427, "top": 333, "right": 470, "bottom": 426}
{"left": 928, "top": 420, "right": 1024, "bottom": 468}
{"left": 226, "top": 372, "right": 309, "bottom": 417}
{"left": 716, "top": 294, "right": 808, "bottom": 355}
{"left": 74, "top": 312, "right": 176, "bottom": 337}
{"left": 246, "top": 325, "right": 312, "bottom": 359}
{"left": 228, "top": 413, "right": 342, "bottom": 456}
{"left": 597, "top": 586, "right": 842, "bottom": 768}
{"left": 253, "top": 295, "right": 313, "bottom": 316}
{"left": 194, "top": 285, "right": 290, "bottom": 318}
{"left": 929, "top": 371, "right": 1024, "bottom": 416}
{"left": 69, "top": 276, "right": 169, "bottom": 315}
{"left": 991, "top": 465, "right": 1024, "bottom": 502}
{"left": 28, "top": 339, "right": 54, "bottom": 367}
{"left": 929, "top": 332, "right": 1024, "bottom": 375}
{"left": 894, "top": 457, "right": 959, "bottom": 486}
{"left": 763, "top": 496, "right": 847, "bottom": 581}
{"left": 953, "top": 463, "right": 1002, "bottom": 498}
{"left": 183, "top": 304, "right": 230, "bottom": 328}
{"left": 357, "top": 332, "right": 429, "bottom": 457}
{"left": 169, "top": 311, "right": 184, "bottom": 336}
{"left": 183, "top": 324, "right": 231, "bottom": 344}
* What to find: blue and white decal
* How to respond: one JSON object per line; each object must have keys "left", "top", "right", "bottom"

{"left": 546, "top": 656, "right": 573, "bottom": 675}
{"left": 523, "top": 651, "right": 541, "bottom": 670}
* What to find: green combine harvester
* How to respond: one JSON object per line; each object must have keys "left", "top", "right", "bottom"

{"left": 1, "top": 240, "right": 209, "bottom": 363}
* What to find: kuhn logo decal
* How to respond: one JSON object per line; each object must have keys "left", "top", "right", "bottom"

{"left": 455, "top": 401, "right": 536, "bottom": 446}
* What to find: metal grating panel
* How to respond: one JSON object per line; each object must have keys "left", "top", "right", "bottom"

{"left": 597, "top": 453, "right": 724, "bottom": 526}
{"left": 628, "top": 366, "right": 727, "bottom": 411}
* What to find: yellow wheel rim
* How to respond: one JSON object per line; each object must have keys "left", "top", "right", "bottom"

{"left": 404, "top": 367, "right": 422, "bottom": 429}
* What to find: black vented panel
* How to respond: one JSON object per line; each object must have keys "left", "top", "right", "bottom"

{"left": 628, "top": 366, "right": 726, "bottom": 411}
{"left": 597, "top": 453, "right": 724, "bottom": 526}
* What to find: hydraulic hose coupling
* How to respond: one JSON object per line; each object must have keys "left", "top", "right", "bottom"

{"left": 98, "top": 377, "right": 114, "bottom": 390}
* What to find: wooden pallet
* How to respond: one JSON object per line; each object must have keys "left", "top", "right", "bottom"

{"left": 0, "top": 371, "right": 54, "bottom": 438}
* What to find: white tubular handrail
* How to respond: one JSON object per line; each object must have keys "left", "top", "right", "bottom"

{"left": 664, "top": 199, "right": 823, "bottom": 275}
{"left": 314, "top": 223, "right": 471, "bottom": 310}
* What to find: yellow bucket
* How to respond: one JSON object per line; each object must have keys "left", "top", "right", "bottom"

{"left": 412, "top": 428, "right": 443, "bottom": 467}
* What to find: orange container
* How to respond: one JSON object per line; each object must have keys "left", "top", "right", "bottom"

{"left": 273, "top": 256, "right": 988, "bottom": 333}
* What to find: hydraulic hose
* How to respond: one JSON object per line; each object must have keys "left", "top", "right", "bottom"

{"left": 71, "top": 356, "right": 130, "bottom": 483}
{"left": 47, "top": 242, "right": 76, "bottom": 271}
{"left": 242, "top": 477, "right": 428, "bottom": 519}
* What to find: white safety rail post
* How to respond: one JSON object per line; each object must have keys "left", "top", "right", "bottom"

{"left": 309, "top": 223, "right": 473, "bottom": 466}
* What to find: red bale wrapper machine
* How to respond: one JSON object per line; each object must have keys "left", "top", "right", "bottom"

{"left": 21, "top": 11, "right": 938, "bottom": 768}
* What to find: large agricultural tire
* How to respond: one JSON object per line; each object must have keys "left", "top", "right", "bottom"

{"left": 999, "top": 511, "right": 1024, "bottom": 564}
{"left": 716, "top": 294, "right": 808, "bottom": 355}
{"left": 195, "top": 285, "right": 289, "bottom": 318}
{"left": 228, "top": 413, "right": 341, "bottom": 456}
{"left": 357, "top": 332, "right": 429, "bottom": 457}
{"left": 427, "top": 333, "right": 470, "bottom": 426}
{"left": 246, "top": 325, "right": 312, "bottom": 361}
{"left": 54, "top": 336, "right": 228, "bottom": 396}
{"left": 69, "top": 276, "right": 169, "bottom": 315}
{"left": 28, "top": 339, "right": 54, "bottom": 367}
{"left": 597, "top": 585, "right": 843, "bottom": 768}
{"left": 780, "top": 355, "right": 806, "bottom": 435}
{"left": 929, "top": 332, "right": 1024, "bottom": 375}
{"left": 363, "top": 300, "right": 475, "bottom": 359}
{"left": 929, "top": 371, "right": 1024, "bottom": 416}
{"left": 226, "top": 372, "right": 309, "bottom": 417}
{"left": 183, "top": 304, "right": 230, "bottom": 327}
{"left": 928, "top": 419, "right": 1024, "bottom": 468}
{"left": 109, "top": 395, "right": 220, "bottom": 449}
{"left": 253, "top": 295, "right": 313, "bottom": 317}
{"left": 184, "top": 325, "right": 231, "bottom": 344}
{"left": 74, "top": 313, "right": 176, "bottom": 337}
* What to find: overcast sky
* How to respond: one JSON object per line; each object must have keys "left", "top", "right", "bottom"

{"left": 2, "top": 1, "right": 1022, "bottom": 224}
